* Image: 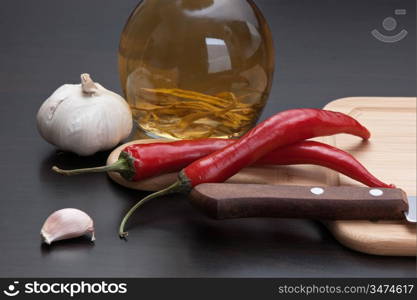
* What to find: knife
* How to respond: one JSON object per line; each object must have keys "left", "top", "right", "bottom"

{"left": 189, "top": 184, "right": 416, "bottom": 223}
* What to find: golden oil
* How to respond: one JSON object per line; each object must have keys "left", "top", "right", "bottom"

{"left": 119, "top": 0, "right": 275, "bottom": 140}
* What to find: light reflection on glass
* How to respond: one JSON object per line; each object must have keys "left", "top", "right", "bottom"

{"left": 205, "top": 38, "right": 232, "bottom": 73}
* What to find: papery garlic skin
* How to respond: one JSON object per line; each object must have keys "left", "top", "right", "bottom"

{"left": 41, "top": 208, "right": 95, "bottom": 244}
{"left": 37, "top": 74, "right": 133, "bottom": 156}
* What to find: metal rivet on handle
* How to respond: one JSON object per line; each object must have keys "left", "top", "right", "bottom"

{"left": 369, "top": 189, "right": 383, "bottom": 197}
{"left": 310, "top": 187, "right": 324, "bottom": 195}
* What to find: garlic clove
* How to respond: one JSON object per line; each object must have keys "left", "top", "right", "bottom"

{"left": 41, "top": 208, "right": 95, "bottom": 244}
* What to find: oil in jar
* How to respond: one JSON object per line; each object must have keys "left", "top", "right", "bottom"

{"left": 119, "top": 0, "right": 275, "bottom": 140}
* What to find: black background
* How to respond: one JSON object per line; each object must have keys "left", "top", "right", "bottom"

{"left": 0, "top": 0, "right": 415, "bottom": 277}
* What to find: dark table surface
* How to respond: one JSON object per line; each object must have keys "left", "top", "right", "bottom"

{"left": 0, "top": 0, "right": 415, "bottom": 277}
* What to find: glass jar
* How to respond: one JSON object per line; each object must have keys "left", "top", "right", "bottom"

{"left": 119, "top": 0, "right": 275, "bottom": 140}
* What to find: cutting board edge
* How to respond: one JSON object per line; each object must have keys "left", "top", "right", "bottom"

{"left": 325, "top": 221, "right": 416, "bottom": 256}
{"left": 324, "top": 96, "right": 416, "bottom": 112}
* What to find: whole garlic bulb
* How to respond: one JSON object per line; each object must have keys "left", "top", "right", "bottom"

{"left": 37, "top": 74, "right": 133, "bottom": 156}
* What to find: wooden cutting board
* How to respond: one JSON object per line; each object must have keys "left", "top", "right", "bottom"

{"left": 320, "top": 97, "right": 416, "bottom": 256}
{"left": 108, "top": 97, "right": 416, "bottom": 256}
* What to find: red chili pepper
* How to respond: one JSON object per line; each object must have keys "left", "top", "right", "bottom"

{"left": 118, "top": 108, "right": 372, "bottom": 237}
{"left": 53, "top": 138, "right": 394, "bottom": 188}
{"left": 257, "top": 141, "right": 394, "bottom": 188}
{"left": 182, "top": 109, "right": 370, "bottom": 187}
{"left": 53, "top": 109, "right": 370, "bottom": 182}
{"left": 125, "top": 139, "right": 232, "bottom": 181}
{"left": 53, "top": 140, "right": 392, "bottom": 188}
{"left": 53, "top": 139, "right": 232, "bottom": 181}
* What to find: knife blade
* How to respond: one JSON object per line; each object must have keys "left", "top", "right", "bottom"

{"left": 405, "top": 196, "right": 416, "bottom": 223}
{"left": 189, "top": 183, "right": 416, "bottom": 223}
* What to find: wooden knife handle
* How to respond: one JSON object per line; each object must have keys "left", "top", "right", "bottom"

{"left": 189, "top": 183, "right": 408, "bottom": 220}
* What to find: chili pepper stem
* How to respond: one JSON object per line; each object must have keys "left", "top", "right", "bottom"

{"left": 52, "top": 158, "right": 129, "bottom": 176}
{"left": 119, "top": 171, "right": 192, "bottom": 238}
{"left": 119, "top": 180, "right": 186, "bottom": 238}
